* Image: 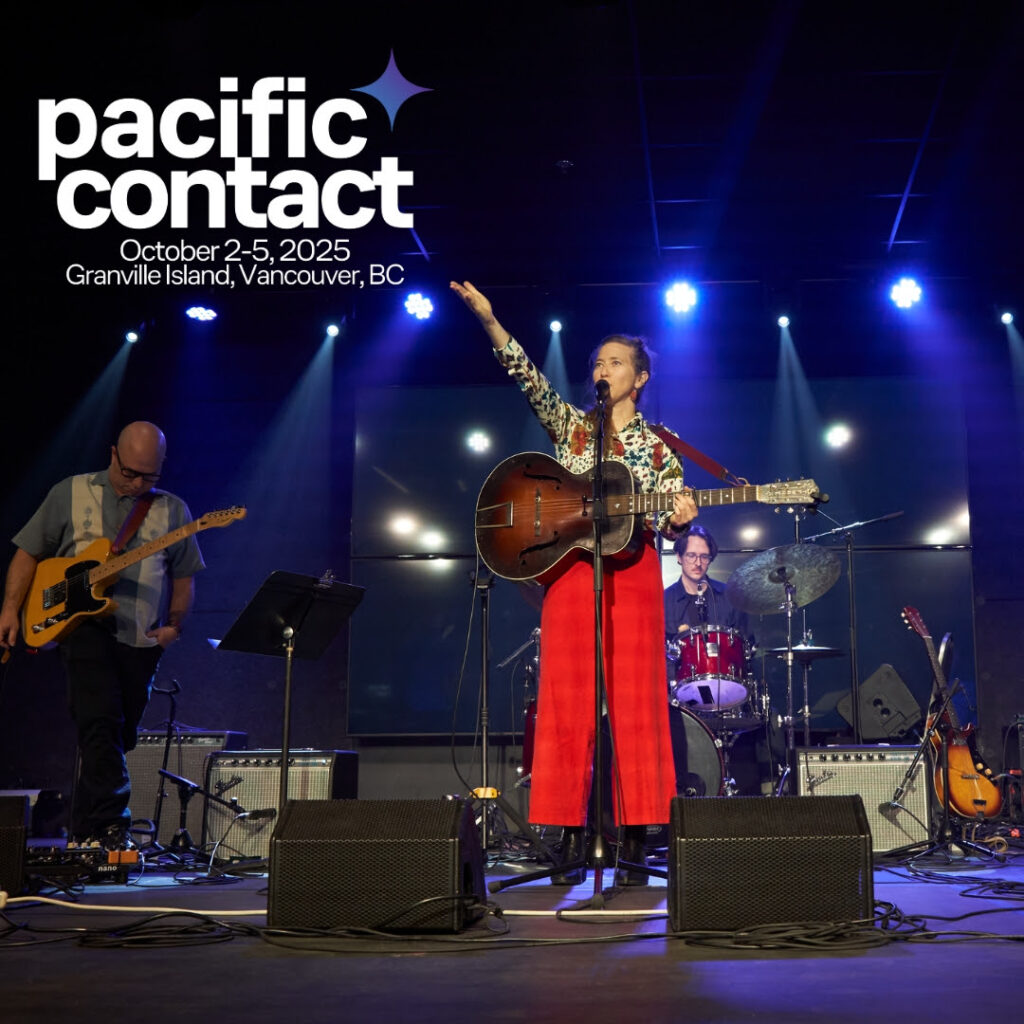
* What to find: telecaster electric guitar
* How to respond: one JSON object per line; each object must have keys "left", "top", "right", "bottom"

{"left": 900, "top": 605, "right": 1001, "bottom": 819}
{"left": 475, "top": 451, "right": 821, "bottom": 581}
{"left": 20, "top": 506, "right": 247, "bottom": 648}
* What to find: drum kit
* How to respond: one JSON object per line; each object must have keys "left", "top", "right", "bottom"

{"left": 666, "top": 540, "right": 845, "bottom": 797}
{"left": 512, "top": 541, "right": 844, "bottom": 799}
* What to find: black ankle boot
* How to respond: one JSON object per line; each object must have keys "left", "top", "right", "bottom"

{"left": 551, "top": 826, "right": 587, "bottom": 886}
{"left": 615, "top": 825, "right": 648, "bottom": 887}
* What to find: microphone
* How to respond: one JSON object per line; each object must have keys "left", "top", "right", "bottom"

{"left": 595, "top": 379, "right": 610, "bottom": 402}
{"left": 240, "top": 807, "right": 277, "bottom": 820}
{"left": 695, "top": 581, "right": 708, "bottom": 623}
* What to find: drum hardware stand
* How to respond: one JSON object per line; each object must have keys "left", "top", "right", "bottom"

{"left": 497, "top": 627, "right": 540, "bottom": 789}
{"left": 469, "top": 573, "right": 554, "bottom": 865}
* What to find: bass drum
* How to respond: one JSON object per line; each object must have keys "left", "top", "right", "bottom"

{"left": 670, "top": 704, "right": 724, "bottom": 798}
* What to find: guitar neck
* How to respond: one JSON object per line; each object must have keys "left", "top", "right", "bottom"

{"left": 613, "top": 485, "right": 766, "bottom": 516}
{"left": 921, "top": 635, "right": 962, "bottom": 732}
{"left": 88, "top": 520, "right": 203, "bottom": 585}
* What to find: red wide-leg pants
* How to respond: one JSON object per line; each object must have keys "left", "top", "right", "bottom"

{"left": 527, "top": 539, "right": 676, "bottom": 827}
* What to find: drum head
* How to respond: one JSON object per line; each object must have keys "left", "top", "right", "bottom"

{"left": 674, "top": 676, "right": 749, "bottom": 711}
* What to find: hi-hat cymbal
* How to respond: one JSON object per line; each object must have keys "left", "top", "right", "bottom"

{"left": 726, "top": 543, "right": 840, "bottom": 615}
{"left": 767, "top": 644, "right": 843, "bottom": 663}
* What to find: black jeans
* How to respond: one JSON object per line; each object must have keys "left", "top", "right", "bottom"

{"left": 60, "top": 622, "right": 163, "bottom": 838}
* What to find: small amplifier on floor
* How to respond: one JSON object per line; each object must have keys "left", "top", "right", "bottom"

{"left": 127, "top": 730, "right": 248, "bottom": 846}
{"left": 797, "top": 746, "right": 930, "bottom": 852}
{"left": 203, "top": 749, "right": 358, "bottom": 861}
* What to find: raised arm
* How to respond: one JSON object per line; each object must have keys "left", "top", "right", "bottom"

{"left": 450, "top": 280, "right": 511, "bottom": 351}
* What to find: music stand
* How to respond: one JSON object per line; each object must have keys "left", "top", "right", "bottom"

{"left": 218, "top": 570, "right": 364, "bottom": 812}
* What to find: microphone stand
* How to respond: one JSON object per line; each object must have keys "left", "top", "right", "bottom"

{"left": 581, "top": 385, "right": 611, "bottom": 903}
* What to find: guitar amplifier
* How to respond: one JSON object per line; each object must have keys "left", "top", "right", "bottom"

{"left": 797, "top": 746, "right": 930, "bottom": 852}
{"left": 127, "top": 731, "right": 247, "bottom": 846}
{"left": 202, "top": 750, "right": 359, "bottom": 861}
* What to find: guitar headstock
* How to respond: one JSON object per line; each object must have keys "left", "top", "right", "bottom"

{"left": 199, "top": 506, "right": 247, "bottom": 528}
{"left": 755, "top": 479, "right": 821, "bottom": 505}
{"left": 901, "top": 605, "right": 929, "bottom": 639}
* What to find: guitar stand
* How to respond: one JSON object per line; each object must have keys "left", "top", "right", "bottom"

{"left": 891, "top": 682, "right": 1000, "bottom": 864}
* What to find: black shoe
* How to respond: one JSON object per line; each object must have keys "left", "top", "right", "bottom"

{"left": 97, "top": 823, "right": 136, "bottom": 852}
{"left": 551, "top": 826, "right": 587, "bottom": 886}
{"left": 615, "top": 825, "right": 648, "bottom": 887}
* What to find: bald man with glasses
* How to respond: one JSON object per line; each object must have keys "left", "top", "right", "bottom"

{"left": 0, "top": 422, "right": 204, "bottom": 850}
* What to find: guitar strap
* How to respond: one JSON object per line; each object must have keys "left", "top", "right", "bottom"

{"left": 649, "top": 424, "right": 746, "bottom": 486}
{"left": 111, "top": 493, "right": 155, "bottom": 554}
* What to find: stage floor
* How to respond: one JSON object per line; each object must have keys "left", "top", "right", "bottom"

{"left": 3, "top": 833, "right": 1022, "bottom": 1023}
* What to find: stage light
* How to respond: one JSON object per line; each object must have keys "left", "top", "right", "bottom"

{"left": 739, "top": 526, "right": 762, "bottom": 544}
{"left": 389, "top": 514, "right": 418, "bottom": 537}
{"left": 824, "top": 423, "right": 852, "bottom": 449}
{"left": 889, "top": 278, "right": 922, "bottom": 309}
{"left": 1001, "top": 312, "right": 1014, "bottom": 325}
{"left": 465, "top": 430, "right": 491, "bottom": 454}
{"left": 777, "top": 316, "right": 790, "bottom": 328}
{"left": 186, "top": 305, "right": 217, "bottom": 322}
{"left": 125, "top": 331, "right": 139, "bottom": 343}
{"left": 550, "top": 320, "right": 562, "bottom": 333}
{"left": 404, "top": 293, "right": 434, "bottom": 320}
{"left": 326, "top": 324, "right": 340, "bottom": 337}
{"left": 925, "top": 526, "right": 954, "bottom": 546}
{"left": 421, "top": 529, "right": 445, "bottom": 549}
{"left": 665, "top": 281, "right": 698, "bottom": 314}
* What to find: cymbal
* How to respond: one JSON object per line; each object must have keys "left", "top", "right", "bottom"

{"left": 726, "top": 543, "right": 840, "bottom": 615}
{"left": 767, "top": 644, "right": 843, "bottom": 663}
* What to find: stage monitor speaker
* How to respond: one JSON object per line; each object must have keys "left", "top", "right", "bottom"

{"left": 667, "top": 795, "right": 873, "bottom": 932}
{"left": 126, "top": 730, "right": 247, "bottom": 846}
{"left": 267, "top": 797, "right": 485, "bottom": 933}
{"left": 797, "top": 746, "right": 931, "bottom": 852}
{"left": 203, "top": 750, "right": 358, "bottom": 861}
{"left": 837, "top": 664, "right": 923, "bottom": 741}
{"left": 0, "top": 795, "right": 29, "bottom": 896}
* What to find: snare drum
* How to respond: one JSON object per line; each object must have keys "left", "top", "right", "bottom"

{"left": 671, "top": 625, "right": 749, "bottom": 711}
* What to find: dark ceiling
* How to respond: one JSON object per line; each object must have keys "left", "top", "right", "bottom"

{"left": 15, "top": 1, "right": 1024, "bottom": 350}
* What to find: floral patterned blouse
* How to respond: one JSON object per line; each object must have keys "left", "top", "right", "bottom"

{"left": 495, "top": 336, "right": 685, "bottom": 535}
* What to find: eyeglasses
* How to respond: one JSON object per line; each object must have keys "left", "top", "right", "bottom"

{"left": 682, "top": 553, "right": 712, "bottom": 564}
{"left": 114, "top": 447, "right": 161, "bottom": 484}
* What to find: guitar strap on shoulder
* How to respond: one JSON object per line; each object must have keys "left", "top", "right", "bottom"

{"left": 111, "top": 493, "right": 155, "bottom": 554}
{"left": 649, "top": 424, "right": 746, "bottom": 486}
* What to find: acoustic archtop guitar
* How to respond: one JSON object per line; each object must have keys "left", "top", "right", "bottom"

{"left": 475, "top": 451, "right": 821, "bottom": 582}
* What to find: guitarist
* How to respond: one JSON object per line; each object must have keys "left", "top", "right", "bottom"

{"left": 0, "top": 421, "right": 204, "bottom": 850}
{"left": 452, "top": 280, "right": 698, "bottom": 885}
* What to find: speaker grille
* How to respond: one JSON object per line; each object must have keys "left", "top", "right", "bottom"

{"left": 203, "top": 750, "right": 358, "bottom": 860}
{"left": 668, "top": 795, "right": 873, "bottom": 931}
{"left": 268, "top": 798, "right": 484, "bottom": 933}
{"left": 797, "top": 746, "right": 930, "bottom": 852}
{"left": 126, "top": 731, "right": 246, "bottom": 845}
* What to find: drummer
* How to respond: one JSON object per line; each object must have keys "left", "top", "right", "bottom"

{"left": 664, "top": 525, "right": 750, "bottom": 640}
